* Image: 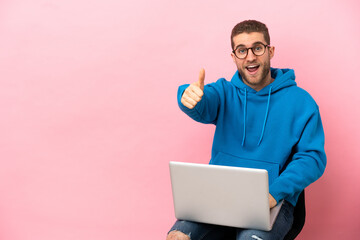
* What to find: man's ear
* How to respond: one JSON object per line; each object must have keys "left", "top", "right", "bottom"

{"left": 269, "top": 46, "right": 275, "bottom": 59}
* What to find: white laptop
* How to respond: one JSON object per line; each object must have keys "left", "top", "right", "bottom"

{"left": 169, "top": 161, "right": 283, "bottom": 231}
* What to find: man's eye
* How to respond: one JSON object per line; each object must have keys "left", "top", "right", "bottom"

{"left": 254, "top": 45, "right": 263, "bottom": 52}
{"left": 238, "top": 49, "right": 246, "bottom": 54}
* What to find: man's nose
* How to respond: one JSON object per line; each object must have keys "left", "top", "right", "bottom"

{"left": 246, "top": 49, "right": 257, "bottom": 61}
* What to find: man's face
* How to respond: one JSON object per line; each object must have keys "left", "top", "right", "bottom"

{"left": 231, "top": 32, "right": 275, "bottom": 91}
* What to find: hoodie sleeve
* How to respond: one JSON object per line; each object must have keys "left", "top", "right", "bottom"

{"left": 269, "top": 107, "right": 327, "bottom": 205}
{"left": 177, "top": 83, "right": 221, "bottom": 124}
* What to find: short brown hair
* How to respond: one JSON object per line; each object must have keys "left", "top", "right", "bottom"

{"left": 231, "top": 20, "right": 270, "bottom": 49}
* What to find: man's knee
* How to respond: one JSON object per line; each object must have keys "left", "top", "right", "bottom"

{"left": 167, "top": 230, "right": 191, "bottom": 240}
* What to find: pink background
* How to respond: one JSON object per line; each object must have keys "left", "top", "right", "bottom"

{"left": 0, "top": 0, "right": 359, "bottom": 239}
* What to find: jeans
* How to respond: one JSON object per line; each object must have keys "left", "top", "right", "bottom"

{"left": 169, "top": 200, "right": 294, "bottom": 240}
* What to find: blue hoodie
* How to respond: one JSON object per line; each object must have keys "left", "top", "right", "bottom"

{"left": 177, "top": 68, "right": 326, "bottom": 206}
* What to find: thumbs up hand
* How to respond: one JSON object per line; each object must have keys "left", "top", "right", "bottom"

{"left": 181, "top": 68, "right": 205, "bottom": 109}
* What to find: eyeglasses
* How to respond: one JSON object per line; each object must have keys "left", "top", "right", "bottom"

{"left": 232, "top": 43, "right": 269, "bottom": 59}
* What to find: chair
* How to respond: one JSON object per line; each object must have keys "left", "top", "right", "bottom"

{"left": 283, "top": 190, "right": 306, "bottom": 240}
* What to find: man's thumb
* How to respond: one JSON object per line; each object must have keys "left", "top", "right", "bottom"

{"left": 197, "top": 68, "right": 205, "bottom": 90}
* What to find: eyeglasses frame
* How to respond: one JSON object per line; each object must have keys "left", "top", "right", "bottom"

{"left": 232, "top": 42, "right": 270, "bottom": 59}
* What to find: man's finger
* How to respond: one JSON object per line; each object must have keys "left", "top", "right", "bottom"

{"left": 197, "top": 68, "right": 205, "bottom": 90}
{"left": 186, "top": 88, "right": 202, "bottom": 102}
{"left": 182, "top": 94, "right": 198, "bottom": 106}
{"left": 181, "top": 97, "right": 195, "bottom": 109}
{"left": 189, "top": 85, "right": 204, "bottom": 98}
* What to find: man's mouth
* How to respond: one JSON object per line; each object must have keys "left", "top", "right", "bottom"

{"left": 245, "top": 64, "right": 260, "bottom": 74}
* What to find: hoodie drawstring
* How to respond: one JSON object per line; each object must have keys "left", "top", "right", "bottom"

{"left": 242, "top": 88, "right": 247, "bottom": 146}
{"left": 258, "top": 86, "right": 272, "bottom": 146}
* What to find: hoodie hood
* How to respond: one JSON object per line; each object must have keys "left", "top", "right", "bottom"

{"left": 231, "top": 68, "right": 296, "bottom": 95}
{"left": 231, "top": 68, "right": 297, "bottom": 146}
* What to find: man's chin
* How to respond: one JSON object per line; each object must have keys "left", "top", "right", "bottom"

{"left": 243, "top": 75, "right": 261, "bottom": 86}
{"left": 238, "top": 63, "right": 271, "bottom": 90}
{"left": 240, "top": 69, "right": 259, "bottom": 81}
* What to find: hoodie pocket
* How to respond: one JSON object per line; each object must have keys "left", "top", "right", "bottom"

{"left": 210, "top": 152, "right": 279, "bottom": 185}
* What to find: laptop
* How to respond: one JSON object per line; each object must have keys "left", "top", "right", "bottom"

{"left": 169, "top": 161, "right": 283, "bottom": 231}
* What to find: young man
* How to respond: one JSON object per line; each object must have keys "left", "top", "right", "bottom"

{"left": 167, "top": 20, "right": 326, "bottom": 240}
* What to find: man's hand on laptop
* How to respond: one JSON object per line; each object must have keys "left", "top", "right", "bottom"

{"left": 181, "top": 68, "right": 205, "bottom": 109}
{"left": 269, "top": 194, "right": 277, "bottom": 208}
